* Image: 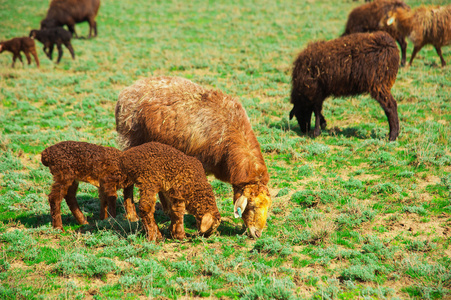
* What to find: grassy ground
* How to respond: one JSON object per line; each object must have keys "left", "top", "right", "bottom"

{"left": 0, "top": 0, "right": 450, "bottom": 299}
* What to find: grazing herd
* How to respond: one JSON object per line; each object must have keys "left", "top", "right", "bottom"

{"left": 1, "top": 0, "right": 450, "bottom": 241}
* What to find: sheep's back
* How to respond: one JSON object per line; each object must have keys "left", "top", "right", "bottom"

{"left": 411, "top": 5, "right": 451, "bottom": 46}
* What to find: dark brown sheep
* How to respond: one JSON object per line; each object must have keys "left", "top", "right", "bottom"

{"left": 30, "top": 28, "right": 75, "bottom": 64}
{"left": 115, "top": 76, "right": 271, "bottom": 239}
{"left": 41, "top": 141, "right": 138, "bottom": 231}
{"left": 40, "top": 0, "right": 100, "bottom": 38}
{"left": 0, "top": 37, "right": 39, "bottom": 68}
{"left": 120, "top": 142, "right": 221, "bottom": 242}
{"left": 290, "top": 31, "right": 400, "bottom": 141}
{"left": 343, "top": 0, "right": 411, "bottom": 66}
{"left": 386, "top": 5, "right": 451, "bottom": 67}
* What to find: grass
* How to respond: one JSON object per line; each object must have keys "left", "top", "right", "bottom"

{"left": 1, "top": 0, "right": 451, "bottom": 298}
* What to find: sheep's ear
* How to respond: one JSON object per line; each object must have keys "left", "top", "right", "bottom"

{"left": 387, "top": 16, "right": 395, "bottom": 26}
{"left": 200, "top": 213, "right": 214, "bottom": 233}
{"left": 234, "top": 196, "right": 248, "bottom": 218}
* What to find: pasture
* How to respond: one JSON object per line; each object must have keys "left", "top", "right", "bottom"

{"left": 0, "top": 0, "right": 450, "bottom": 298}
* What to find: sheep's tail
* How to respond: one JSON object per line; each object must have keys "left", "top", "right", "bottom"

{"left": 41, "top": 147, "right": 51, "bottom": 167}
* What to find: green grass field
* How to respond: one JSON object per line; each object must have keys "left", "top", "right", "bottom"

{"left": 1, "top": 0, "right": 450, "bottom": 298}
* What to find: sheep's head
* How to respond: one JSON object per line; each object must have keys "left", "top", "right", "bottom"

{"left": 29, "top": 30, "right": 37, "bottom": 39}
{"left": 197, "top": 212, "right": 221, "bottom": 237}
{"left": 234, "top": 183, "right": 271, "bottom": 239}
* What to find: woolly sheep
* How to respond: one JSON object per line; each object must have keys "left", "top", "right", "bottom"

{"left": 120, "top": 142, "right": 221, "bottom": 241}
{"left": 30, "top": 28, "right": 75, "bottom": 64}
{"left": 115, "top": 76, "right": 271, "bottom": 239}
{"left": 386, "top": 5, "right": 451, "bottom": 67}
{"left": 290, "top": 31, "right": 400, "bottom": 141}
{"left": 41, "top": 141, "right": 138, "bottom": 230}
{"left": 0, "top": 37, "right": 39, "bottom": 68}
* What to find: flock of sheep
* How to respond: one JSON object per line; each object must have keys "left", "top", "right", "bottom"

{"left": 1, "top": 0, "right": 450, "bottom": 241}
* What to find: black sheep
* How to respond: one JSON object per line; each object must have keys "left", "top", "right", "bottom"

{"left": 29, "top": 28, "right": 75, "bottom": 64}
{"left": 290, "top": 31, "right": 400, "bottom": 141}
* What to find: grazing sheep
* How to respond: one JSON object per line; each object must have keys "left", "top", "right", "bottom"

{"left": 30, "top": 28, "right": 75, "bottom": 64}
{"left": 120, "top": 142, "right": 221, "bottom": 241}
{"left": 343, "top": 0, "right": 411, "bottom": 66}
{"left": 115, "top": 76, "right": 271, "bottom": 239}
{"left": 41, "top": 141, "right": 138, "bottom": 231}
{"left": 0, "top": 37, "right": 39, "bottom": 68}
{"left": 290, "top": 31, "right": 400, "bottom": 141}
{"left": 40, "top": 0, "right": 101, "bottom": 38}
{"left": 386, "top": 5, "right": 451, "bottom": 67}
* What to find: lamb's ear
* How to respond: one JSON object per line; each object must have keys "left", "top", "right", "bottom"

{"left": 387, "top": 16, "right": 395, "bottom": 26}
{"left": 234, "top": 196, "right": 248, "bottom": 218}
{"left": 200, "top": 213, "right": 214, "bottom": 233}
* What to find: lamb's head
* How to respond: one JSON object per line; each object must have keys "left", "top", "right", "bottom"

{"left": 234, "top": 183, "right": 271, "bottom": 239}
{"left": 196, "top": 212, "right": 221, "bottom": 237}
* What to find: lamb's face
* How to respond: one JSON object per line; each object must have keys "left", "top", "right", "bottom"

{"left": 234, "top": 184, "right": 271, "bottom": 239}
{"left": 197, "top": 212, "right": 221, "bottom": 237}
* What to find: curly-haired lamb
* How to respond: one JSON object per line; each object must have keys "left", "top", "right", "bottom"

{"left": 386, "top": 5, "right": 451, "bottom": 67}
{"left": 30, "top": 28, "right": 75, "bottom": 64}
{"left": 115, "top": 76, "right": 271, "bottom": 239}
{"left": 343, "top": 0, "right": 411, "bottom": 66}
{"left": 290, "top": 31, "right": 400, "bottom": 141}
{"left": 120, "top": 142, "right": 221, "bottom": 241}
{"left": 41, "top": 141, "right": 138, "bottom": 230}
{"left": 0, "top": 37, "right": 40, "bottom": 68}
{"left": 40, "top": 0, "right": 100, "bottom": 38}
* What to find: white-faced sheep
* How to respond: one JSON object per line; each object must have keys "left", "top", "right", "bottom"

{"left": 115, "top": 76, "right": 271, "bottom": 239}
{"left": 343, "top": 0, "right": 411, "bottom": 66}
{"left": 120, "top": 142, "right": 221, "bottom": 241}
{"left": 290, "top": 31, "right": 400, "bottom": 141}
{"left": 0, "top": 37, "right": 40, "bottom": 68}
{"left": 40, "top": 0, "right": 100, "bottom": 38}
{"left": 41, "top": 141, "right": 138, "bottom": 230}
{"left": 29, "top": 28, "right": 75, "bottom": 64}
{"left": 386, "top": 5, "right": 451, "bottom": 67}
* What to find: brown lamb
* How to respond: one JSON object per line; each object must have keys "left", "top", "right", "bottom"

{"left": 290, "top": 31, "right": 400, "bottom": 141}
{"left": 386, "top": 5, "right": 451, "bottom": 67}
{"left": 115, "top": 76, "right": 271, "bottom": 239}
{"left": 41, "top": 141, "right": 138, "bottom": 231}
{"left": 120, "top": 142, "right": 221, "bottom": 242}
{"left": 0, "top": 37, "right": 40, "bottom": 68}
{"left": 40, "top": 0, "right": 101, "bottom": 38}
{"left": 343, "top": 0, "right": 411, "bottom": 66}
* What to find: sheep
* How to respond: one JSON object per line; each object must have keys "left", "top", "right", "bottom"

{"left": 343, "top": 0, "right": 410, "bottom": 66}
{"left": 115, "top": 76, "right": 271, "bottom": 239}
{"left": 290, "top": 31, "right": 400, "bottom": 141}
{"left": 386, "top": 5, "right": 451, "bottom": 67}
{"left": 120, "top": 142, "right": 221, "bottom": 241}
{"left": 40, "top": 0, "right": 101, "bottom": 38}
{"left": 41, "top": 141, "right": 138, "bottom": 231}
{"left": 29, "top": 28, "right": 75, "bottom": 64}
{"left": 0, "top": 37, "right": 40, "bottom": 68}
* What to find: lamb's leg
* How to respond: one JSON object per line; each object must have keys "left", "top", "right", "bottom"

{"left": 158, "top": 192, "right": 170, "bottom": 214}
{"left": 99, "top": 181, "right": 117, "bottom": 219}
{"left": 68, "top": 25, "right": 77, "bottom": 38}
{"left": 166, "top": 197, "right": 186, "bottom": 240}
{"left": 64, "top": 181, "right": 88, "bottom": 225}
{"left": 88, "top": 18, "right": 96, "bottom": 38}
{"left": 371, "top": 89, "right": 399, "bottom": 141}
{"left": 434, "top": 46, "right": 446, "bottom": 67}
{"left": 138, "top": 187, "right": 162, "bottom": 241}
{"left": 408, "top": 45, "right": 423, "bottom": 67}
{"left": 48, "top": 44, "right": 55, "bottom": 60}
{"left": 123, "top": 185, "right": 139, "bottom": 222}
{"left": 64, "top": 42, "right": 75, "bottom": 60}
{"left": 31, "top": 49, "right": 40, "bottom": 67}
{"left": 397, "top": 37, "right": 407, "bottom": 67}
{"left": 24, "top": 51, "right": 32, "bottom": 65}
{"left": 11, "top": 53, "right": 18, "bottom": 68}
{"left": 48, "top": 179, "right": 73, "bottom": 230}
{"left": 56, "top": 43, "right": 63, "bottom": 64}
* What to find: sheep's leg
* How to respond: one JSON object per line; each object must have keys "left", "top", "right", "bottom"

{"left": 397, "top": 38, "right": 407, "bottom": 67}
{"left": 123, "top": 185, "right": 139, "bottom": 222}
{"left": 434, "top": 46, "right": 446, "bottom": 67}
{"left": 48, "top": 180, "right": 73, "bottom": 230}
{"left": 88, "top": 18, "right": 97, "bottom": 38}
{"left": 371, "top": 89, "right": 399, "bottom": 141}
{"left": 138, "top": 187, "right": 162, "bottom": 241}
{"left": 293, "top": 107, "right": 313, "bottom": 134}
{"left": 31, "top": 49, "right": 40, "bottom": 67}
{"left": 56, "top": 43, "right": 63, "bottom": 64}
{"left": 408, "top": 45, "right": 423, "bottom": 67}
{"left": 167, "top": 198, "right": 186, "bottom": 240}
{"left": 312, "top": 104, "right": 323, "bottom": 137}
{"left": 65, "top": 42, "right": 75, "bottom": 60}
{"left": 68, "top": 25, "right": 77, "bottom": 38}
{"left": 11, "top": 53, "right": 18, "bottom": 68}
{"left": 24, "top": 51, "right": 32, "bottom": 65}
{"left": 48, "top": 44, "right": 55, "bottom": 60}
{"left": 158, "top": 192, "right": 170, "bottom": 214}
{"left": 64, "top": 181, "right": 88, "bottom": 225}
{"left": 98, "top": 185, "right": 117, "bottom": 220}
